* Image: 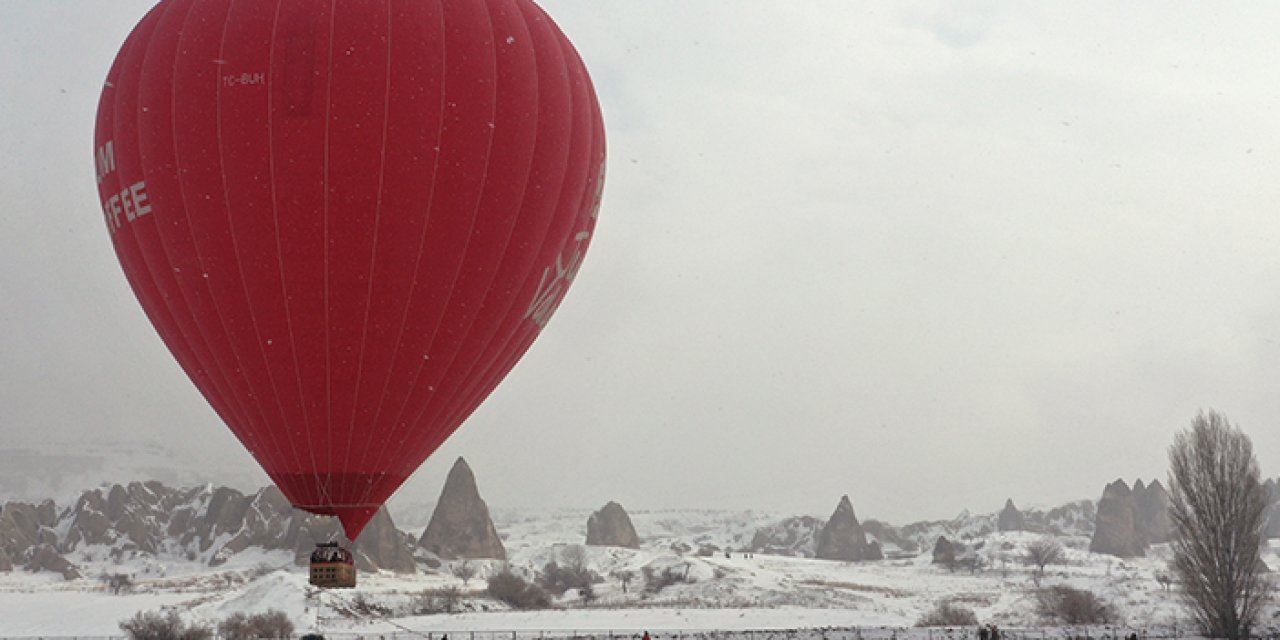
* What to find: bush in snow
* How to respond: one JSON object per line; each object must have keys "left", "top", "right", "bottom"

{"left": 119, "top": 609, "right": 213, "bottom": 640}
{"left": 487, "top": 566, "right": 550, "bottom": 609}
{"left": 537, "top": 559, "right": 599, "bottom": 596}
{"left": 102, "top": 572, "right": 134, "bottom": 594}
{"left": 217, "top": 609, "right": 293, "bottom": 640}
{"left": 415, "top": 586, "right": 464, "bottom": 614}
{"left": 642, "top": 563, "right": 695, "bottom": 594}
{"left": 1036, "top": 585, "right": 1113, "bottom": 624}
{"left": 350, "top": 592, "right": 393, "bottom": 616}
{"left": 915, "top": 600, "right": 979, "bottom": 627}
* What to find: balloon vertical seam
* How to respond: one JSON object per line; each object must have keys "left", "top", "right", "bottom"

{"left": 396, "top": 0, "right": 538, "bottom": 480}
{"left": 319, "top": 0, "right": 340, "bottom": 508}
{"left": 264, "top": 0, "right": 316, "bottom": 487}
{"left": 375, "top": 0, "right": 502, "bottom": 486}
{"left": 356, "top": 0, "right": 449, "bottom": 478}
{"left": 341, "top": 0, "right": 396, "bottom": 500}
{"left": 148, "top": 0, "right": 263, "bottom": 457}
{"left": 427, "top": 11, "right": 588, "bottom": 454}
{"left": 214, "top": 0, "right": 300, "bottom": 483}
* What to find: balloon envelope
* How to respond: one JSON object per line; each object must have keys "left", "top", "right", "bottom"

{"left": 94, "top": 0, "right": 605, "bottom": 539}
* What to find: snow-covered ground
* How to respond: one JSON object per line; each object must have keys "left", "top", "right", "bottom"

{"left": 0, "top": 509, "right": 1272, "bottom": 637}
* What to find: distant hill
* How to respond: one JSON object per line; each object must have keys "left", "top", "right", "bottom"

{"left": 0, "top": 442, "right": 265, "bottom": 503}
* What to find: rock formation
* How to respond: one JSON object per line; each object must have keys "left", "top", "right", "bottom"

{"left": 1035, "top": 499, "right": 1096, "bottom": 537}
{"left": 997, "top": 499, "right": 1025, "bottom": 532}
{"left": 1134, "top": 479, "right": 1172, "bottom": 545}
{"left": 748, "top": 516, "right": 822, "bottom": 557}
{"left": 815, "top": 495, "right": 874, "bottom": 562}
{"left": 861, "top": 519, "right": 919, "bottom": 554}
{"left": 585, "top": 501, "right": 640, "bottom": 548}
{"left": 418, "top": 458, "right": 506, "bottom": 560}
{"left": 1265, "top": 479, "right": 1280, "bottom": 539}
{"left": 865, "top": 540, "right": 884, "bottom": 561}
{"left": 1090, "top": 479, "right": 1145, "bottom": 557}
{"left": 0, "top": 481, "right": 418, "bottom": 578}
{"left": 27, "top": 543, "right": 79, "bottom": 579}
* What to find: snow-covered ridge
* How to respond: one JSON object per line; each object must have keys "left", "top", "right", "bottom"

{"left": 0, "top": 481, "right": 416, "bottom": 580}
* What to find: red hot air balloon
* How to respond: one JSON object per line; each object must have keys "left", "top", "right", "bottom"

{"left": 94, "top": 0, "right": 605, "bottom": 541}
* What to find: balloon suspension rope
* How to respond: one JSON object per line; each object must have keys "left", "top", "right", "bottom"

{"left": 311, "top": 585, "right": 434, "bottom": 638}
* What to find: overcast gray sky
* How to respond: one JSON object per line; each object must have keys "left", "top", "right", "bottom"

{"left": 4, "top": 1, "right": 1280, "bottom": 524}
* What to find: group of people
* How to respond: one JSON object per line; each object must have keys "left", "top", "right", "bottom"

{"left": 977, "top": 624, "right": 1001, "bottom": 640}
{"left": 309, "top": 543, "right": 354, "bottom": 564}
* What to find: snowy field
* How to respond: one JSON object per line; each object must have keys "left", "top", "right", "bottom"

{"left": 0, "top": 508, "right": 1273, "bottom": 637}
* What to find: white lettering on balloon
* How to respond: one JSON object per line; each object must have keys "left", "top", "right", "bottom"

{"left": 97, "top": 139, "right": 153, "bottom": 233}
{"left": 95, "top": 140, "right": 116, "bottom": 185}
{"left": 524, "top": 161, "right": 605, "bottom": 328}
{"left": 223, "top": 72, "right": 265, "bottom": 88}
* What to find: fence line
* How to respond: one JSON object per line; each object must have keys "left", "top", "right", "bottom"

{"left": 0, "top": 625, "right": 1210, "bottom": 640}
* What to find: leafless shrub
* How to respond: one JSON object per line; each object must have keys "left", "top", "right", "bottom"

{"left": 642, "top": 564, "right": 695, "bottom": 593}
{"left": 102, "top": 572, "right": 134, "bottom": 594}
{"left": 217, "top": 610, "right": 293, "bottom": 640}
{"left": 413, "top": 586, "right": 463, "bottom": 615}
{"left": 1036, "top": 585, "right": 1112, "bottom": 624}
{"left": 538, "top": 556, "right": 600, "bottom": 597}
{"left": 487, "top": 566, "right": 550, "bottom": 609}
{"left": 915, "top": 600, "right": 979, "bottom": 627}
{"left": 119, "top": 609, "right": 213, "bottom": 640}
{"left": 350, "top": 593, "right": 392, "bottom": 616}
{"left": 1168, "top": 410, "right": 1272, "bottom": 640}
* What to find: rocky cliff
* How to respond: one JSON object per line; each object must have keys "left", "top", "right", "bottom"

{"left": 1133, "top": 479, "right": 1172, "bottom": 545}
{"left": 418, "top": 458, "right": 506, "bottom": 560}
{"left": 748, "top": 516, "right": 822, "bottom": 557}
{"left": 815, "top": 495, "right": 875, "bottom": 562}
{"left": 585, "top": 502, "right": 640, "bottom": 548}
{"left": 997, "top": 499, "right": 1024, "bottom": 532}
{"left": 1090, "top": 479, "right": 1144, "bottom": 557}
{"left": 0, "top": 481, "right": 417, "bottom": 579}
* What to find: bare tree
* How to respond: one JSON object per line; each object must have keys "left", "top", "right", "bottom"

{"left": 614, "top": 569, "right": 633, "bottom": 594}
{"left": 1168, "top": 410, "right": 1271, "bottom": 640}
{"left": 561, "top": 544, "right": 590, "bottom": 573}
{"left": 1025, "top": 537, "right": 1065, "bottom": 587}
{"left": 450, "top": 559, "right": 477, "bottom": 586}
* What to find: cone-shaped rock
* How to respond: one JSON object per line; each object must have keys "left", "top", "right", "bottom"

{"left": 585, "top": 501, "right": 640, "bottom": 548}
{"left": 1134, "top": 479, "right": 1171, "bottom": 545}
{"left": 997, "top": 498, "right": 1025, "bottom": 532}
{"left": 1265, "top": 478, "right": 1280, "bottom": 539}
{"left": 816, "top": 495, "right": 872, "bottom": 561}
{"left": 1090, "top": 479, "right": 1145, "bottom": 557}
{"left": 418, "top": 458, "right": 506, "bottom": 560}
